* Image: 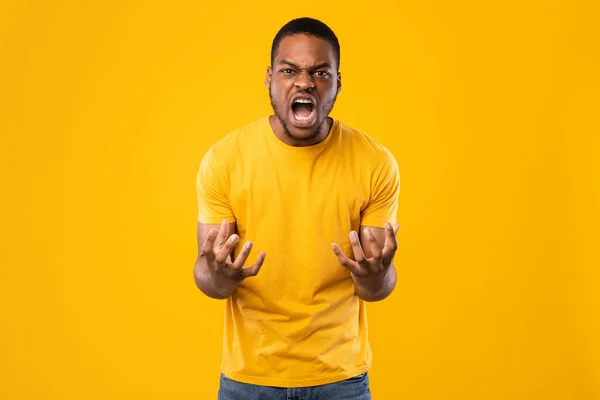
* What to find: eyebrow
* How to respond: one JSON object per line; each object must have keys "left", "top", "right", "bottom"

{"left": 279, "top": 60, "right": 332, "bottom": 70}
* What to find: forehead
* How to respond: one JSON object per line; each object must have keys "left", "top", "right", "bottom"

{"left": 274, "top": 34, "right": 336, "bottom": 68}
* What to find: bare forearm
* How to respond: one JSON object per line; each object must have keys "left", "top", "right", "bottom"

{"left": 353, "top": 264, "right": 397, "bottom": 302}
{"left": 193, "top": 256, "right": 237, "bottom": 299}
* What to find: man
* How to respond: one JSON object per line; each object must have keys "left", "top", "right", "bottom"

{"left": 194, "top": 17, "right": 400, "bottom": 400}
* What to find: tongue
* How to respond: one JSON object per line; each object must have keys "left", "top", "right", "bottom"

{"left": 294, "top": 103, "right": 312, "bottom": 118}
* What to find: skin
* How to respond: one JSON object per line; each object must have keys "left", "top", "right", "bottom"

{"left": 194, "top": 33, "right": 399, "bottom": 301}
{"left": 331, "top": 223, "right": 400, "bottom": 302}
{"left": 194, "top": 220, "right": 264, "bottom": 299}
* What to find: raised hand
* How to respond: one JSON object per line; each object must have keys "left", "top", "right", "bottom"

{"left": 331, "top": 222, "right": 400, "bottom": 301}
{"left": 331, "top": 222, "right": 399, "bottom": 276}
{"left": 203, "top": 219, "right": 266, "bottom": 282}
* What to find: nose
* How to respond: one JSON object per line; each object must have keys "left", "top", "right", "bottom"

{"left": 294, "top": 71, "right": 314, "bottom": 90}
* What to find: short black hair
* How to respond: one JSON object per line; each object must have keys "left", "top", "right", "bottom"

{"left": 271, "top": 17, "right": 340, "bottom": 70}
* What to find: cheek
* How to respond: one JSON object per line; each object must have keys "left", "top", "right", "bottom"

{"left": 317, "top": 86, "right": 337, "bottom": 106}
{"left": 271, "top": 84, "right": 289, "bottom": 103}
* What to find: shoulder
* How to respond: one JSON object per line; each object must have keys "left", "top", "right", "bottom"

{"left": 208, "top": 116, "right": 267, "bottom": 153}
{"left": 202, "top": 116, "right": 267, "bottom": 163}
{"left": 336, "top": 119, "right": 398, "bottom": 168}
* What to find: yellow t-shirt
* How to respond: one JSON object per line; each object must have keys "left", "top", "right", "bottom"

{"left": 196, "top": 116, "right": 400, "bottom": 387}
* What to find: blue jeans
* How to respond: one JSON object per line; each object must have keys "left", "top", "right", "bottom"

{"left": 218, "top": 372, "right": 371, "bottom": 400}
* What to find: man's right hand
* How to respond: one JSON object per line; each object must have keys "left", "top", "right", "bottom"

{"left": 194, "top": 219, "right": 266, "bottom": 299}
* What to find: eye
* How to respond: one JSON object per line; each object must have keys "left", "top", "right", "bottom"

{"left": 314, "top": 71, "right": 330, "bottom": 77}
{"left": 280, "top": 69, "right": 295, "bottom": 74}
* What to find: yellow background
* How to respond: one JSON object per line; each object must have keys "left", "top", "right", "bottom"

{"left": 1, "top": 1, "right": 598, "bottom": 399}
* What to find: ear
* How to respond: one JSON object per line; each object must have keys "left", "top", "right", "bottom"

{"left": 336, "top": 71, "right": 342, "bottom": 95}
{"left": 265, "top": 66, "right": 272, "bottom": 89}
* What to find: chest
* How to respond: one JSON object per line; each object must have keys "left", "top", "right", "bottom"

{"left": 228, "top": 151, "right": 371, "bottom": 228}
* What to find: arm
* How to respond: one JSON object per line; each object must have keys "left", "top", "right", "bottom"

{"left": 334, "top": 148, "right": 401, "bottom": 301}
{"left": 193, "top": 219, "right": 265, "bottom": 299}
{"left": 194, "top": 148, "right": 265, "bottom": 299}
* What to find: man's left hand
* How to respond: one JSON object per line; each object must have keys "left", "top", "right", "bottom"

{"left": 331, "top": 222, "right": 400, "bottom": 301}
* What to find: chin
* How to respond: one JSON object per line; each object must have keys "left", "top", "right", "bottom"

{"left": 288, "top": 127, "right": 317, "bottom": 139}
{"left": 285, "top": 122, "right": 323, "bottom": 142}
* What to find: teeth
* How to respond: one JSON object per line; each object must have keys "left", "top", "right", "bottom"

{"left": 294, "top": 99, "right": 313, "bottom": 104}
{"left": 293, "top": 112, "right": 314, "bottom": 121}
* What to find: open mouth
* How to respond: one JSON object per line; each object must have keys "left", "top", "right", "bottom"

{"left": 291, "top": 98, "right": 316, "bottom": 126}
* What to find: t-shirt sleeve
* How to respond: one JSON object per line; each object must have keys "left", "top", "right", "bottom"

{"left": 196, "top": 147, "right": 236, "bottom": 224}
{"left": 360, "top": 149, "right": 400, "bottom": 228}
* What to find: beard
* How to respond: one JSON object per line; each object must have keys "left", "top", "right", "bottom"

{"left": 269, "top": 85, "right": 337, "bottom": 143}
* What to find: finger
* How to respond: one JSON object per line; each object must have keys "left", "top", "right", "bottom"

{"left": 363, "top": 227, "right": 382, "bottom": 261}
{"left": 215, "top": 233, "right": 239, "bottom": 264}
{"left": 349, "top": 231, "right": 369, "bottom": 268}
{"left": 240, "top": 252, "right": 266, "bottom": 279}
{"left": 331, "top": 243, "right": 362, "bottom": 275}
{"left": 232, "top": 241, "right": 253, "bottom": 270}
{"left": 202, "top": 228, "right": 218, "bottom": 261}
{"left": 215, "top": 219, "right": 230, "bottom": 249}
{"left": 361, "top": 228, "right": 382, "bottom": 274}
{"left": 382, "top": 222, "right": 399, "bottom": 263}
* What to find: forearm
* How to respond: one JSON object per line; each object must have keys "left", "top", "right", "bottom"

{"left": 353, "top": 264, "right": 397, "bottom": 302}
{"left": 193, "top": 256, "right": 237, "bottom": 299}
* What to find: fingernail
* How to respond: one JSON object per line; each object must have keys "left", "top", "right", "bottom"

{"left": 350, "top": 231, "right": 357, "bottom": 240}
{"left": 245, "top": 241, "right": 253, "bottom": 249}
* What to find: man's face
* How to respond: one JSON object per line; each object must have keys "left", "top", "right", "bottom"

{"left": 266, "top": 34, "right": 341, "bottom": 142}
